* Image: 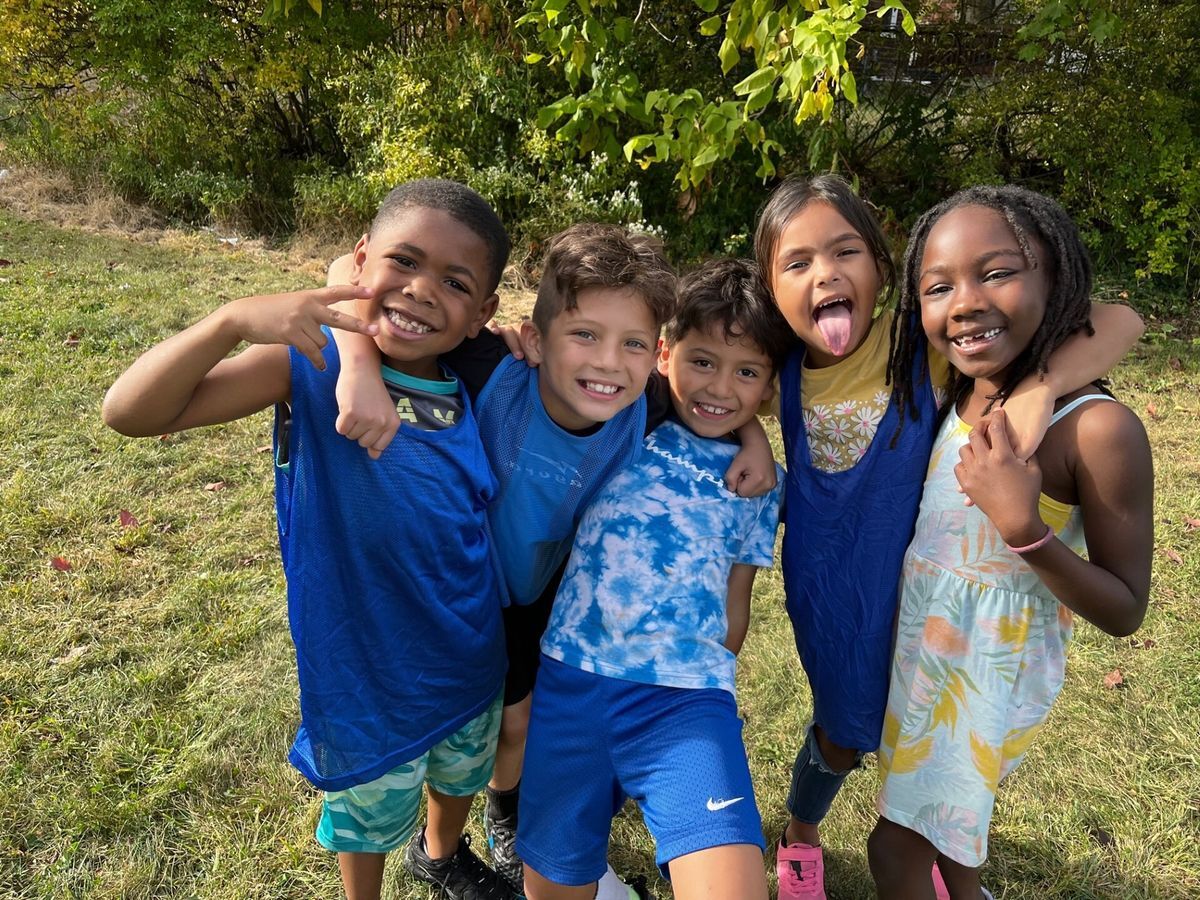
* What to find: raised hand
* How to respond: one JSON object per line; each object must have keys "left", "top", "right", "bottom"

{"left": 226, "top": 284, "right": 377, "bottom": 371}
{"left": 954, "top": 409, "right": 1046, "bottom": 547}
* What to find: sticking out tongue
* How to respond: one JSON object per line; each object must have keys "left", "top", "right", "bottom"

{"left": 814, "top": 303, "right": 852, "bottom": 356}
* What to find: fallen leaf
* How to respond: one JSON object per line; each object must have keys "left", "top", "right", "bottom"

{"left": 114, "top": 545, "right": 136, "bottom": 555}
{"left": 1185, "top": 517, "right": 1200, "bottom": 531}
{"left": 255, "top": 444, "right": 272, "bottom": 453}
{"left": 62, "top": 333, "right": 80, "bottom": 347}
{"left": 1146, "top": 401, "right": 1159, "bottom": 419}
{"left": 118, "top": 509, "right": 139, "bottom": 528}
{"left": 1163, "top": 547, "right": 1183, "bottom": 565}
{"left": 51, "top": 645, "right": 89, "bottom": 666}
{"left": 1130, "top": 637, "right": 1157, "bottom": 650}
{"left": 1102, "top": 669, "right": 1124, "bottom": 689}
{"left": 1090, "top": 825, "right": 1115, "bottom": 847}
{"left": 154, "top": 522, "right": 174, "bottom": 534}
{"left": 1118, "top": 291, "right": 1129, "bottom": 300}
{"left": 50, "top": 556, "right": 72, "bottom": 572}
{"left": 158, "top": 433, "right": 172, "bottom": 442}
{"left": 204, "top": 481, "right": 226, "bottom": 492}
{"left": 1169, "top": 357, "right": 1183, "bottom": 371}
{"left": 0, "top": 259, "right": 11, "bottom": 267}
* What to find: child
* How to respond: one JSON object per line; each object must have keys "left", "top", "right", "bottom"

{"left": 328, "top": 225, "right": 776, "bottom": 895}
{"left": 754, "top": 175, "right": 1145, "bottom": 899}
{"left": 517, "top": 259, "right": 792, "bottom": 900}
{"left": 103, "top": 179, "right": 516, "bottom": 900}
{"left": 867, "top": 184, "right": 1152, "bottom": 899}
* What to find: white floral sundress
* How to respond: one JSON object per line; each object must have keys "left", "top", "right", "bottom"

{"left": 875, "top": 397, "right": 1108, "bottom": 867}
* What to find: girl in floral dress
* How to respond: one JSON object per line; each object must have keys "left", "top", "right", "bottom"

{"left": 869, "top": 185, "right": 1154, "bottom": 899}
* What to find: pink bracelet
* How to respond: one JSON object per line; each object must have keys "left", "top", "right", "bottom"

{"left": 1006, "top": 524, "right": 1055, "bottom": 555}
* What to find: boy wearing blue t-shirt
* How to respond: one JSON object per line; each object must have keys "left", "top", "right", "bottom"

{"left": 329, "top": 227, "right": 777, "bottom": 896}
{"left": 517, "top": 259, "right": 794, "bottom": 900}
{"left": 104, "top": 180, "right": 516, "bottom": 900}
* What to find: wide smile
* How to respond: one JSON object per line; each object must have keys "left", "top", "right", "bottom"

{"left": 950, "top": 326, "right": 1005, "bottom": 355}
{"left": 812, "top": 296, "right": 854, "bottom": 356}
{"left": 578, "top": 379, "right": 624, "bottom": 400}
{"left": 693, "top": 401, "right": 734, "bottom": 420}
{"left": 384, "top": 306, "right": 438, "bottom": 337}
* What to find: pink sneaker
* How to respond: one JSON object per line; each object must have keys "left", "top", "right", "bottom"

{"left": 776, "top": 838, "right": 826, "bottom": 899}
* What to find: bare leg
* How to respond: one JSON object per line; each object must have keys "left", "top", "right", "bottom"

{"left": 937, "top": 853, "right": 986, "bottom": 899}
{"left": 425, "top": 786, "right": 476, "bottom": 859}
{"left": 867, "top": 817, "right": 939, "bottom": 900}
{"left": 489, "top": 695, "right": 532, "bottom": 791}
{"left": 337, "top": 852, "right": 385, "bottom": 900}
{"left": 523, "top": 863, "right": 598, "bottom": 900}
{"left": 784, "top": 723, "right": 861, "bottom": 846}
{"left": 669, "top": 844, "right": 767, "bottom": 900}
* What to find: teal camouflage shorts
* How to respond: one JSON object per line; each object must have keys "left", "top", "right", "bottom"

{"left": 316, "top": 692, "right": 502, "bottom": 854}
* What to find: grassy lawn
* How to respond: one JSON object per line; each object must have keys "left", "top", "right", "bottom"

{"left": 1, "top": 207, "right": 1197, "bottom": 899}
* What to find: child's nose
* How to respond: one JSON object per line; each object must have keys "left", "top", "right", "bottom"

{"left": 403, "top": 275, "right": 436, "bottom": 306}
{"left": 813, "top": 255, "right": 841, "bottom": 285}
{"left": 950, "top": 283, "right": 987, "bottom": 317}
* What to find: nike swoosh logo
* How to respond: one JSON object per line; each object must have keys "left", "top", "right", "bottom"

{"left": 706, "top": 796, "right": 744, "bottom": 812}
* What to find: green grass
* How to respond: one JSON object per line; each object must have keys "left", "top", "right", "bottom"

{"left": 1, "top": 209, "right": 1197, "bottom": 899}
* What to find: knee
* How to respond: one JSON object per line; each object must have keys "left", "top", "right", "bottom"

{"left": 867, "top": 819, "right": 918, "bottom": 891}
{"left": 499, "top": 701, "right": 531, "bottom": 745}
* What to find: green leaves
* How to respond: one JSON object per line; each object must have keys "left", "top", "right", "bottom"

{"left": 520, "top": 0, "right": 907, "bottom": 191}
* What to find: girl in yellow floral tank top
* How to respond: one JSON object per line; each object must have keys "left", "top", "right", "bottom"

{"left": 868, "top": 186, "right": 1153, "bottom": 900}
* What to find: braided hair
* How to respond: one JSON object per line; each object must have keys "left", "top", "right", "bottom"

{"left": 887, "top": 184, "right": 1095, "bottom": 424}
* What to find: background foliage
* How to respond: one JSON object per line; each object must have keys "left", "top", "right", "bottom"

{"left": 0, "top": 0, "right": 1196, "bottom": 302}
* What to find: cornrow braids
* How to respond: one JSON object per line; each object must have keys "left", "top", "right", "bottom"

{"left": 889, "top": 184, "right": 1095, "bottom": 423}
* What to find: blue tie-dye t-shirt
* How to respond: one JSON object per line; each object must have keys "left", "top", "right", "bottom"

{"left": 540, "top": 420, "right": 784, "bottom": 697}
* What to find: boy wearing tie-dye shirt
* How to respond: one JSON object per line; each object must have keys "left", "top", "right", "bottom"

{"left": 516, "top": 260, "right": 793, "bottom": 900}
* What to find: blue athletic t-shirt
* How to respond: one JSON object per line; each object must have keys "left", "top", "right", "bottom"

{"left": 541, "top": 421, "right": 783, "bottom": 696}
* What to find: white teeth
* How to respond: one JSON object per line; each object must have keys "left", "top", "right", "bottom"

{"left": 698, "top": 403, "right": 731, "bottom": 416}
{"left": 584, "top": 381, "right": 620, "bottom": 395}
{"left": 953, "top": 327, "right": 1002, "bottom": 346}
{"left": 386, "top": 309, "right": 433, "bottom": 334}
{"left": 816, "top": 297, "right": 851, "bottom": 311}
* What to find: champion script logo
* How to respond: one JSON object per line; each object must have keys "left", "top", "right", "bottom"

{"left": 706, "top": 796, "right": 744, "bottom": 812}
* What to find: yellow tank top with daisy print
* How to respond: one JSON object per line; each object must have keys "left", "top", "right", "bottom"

{"left": 801, "top": 310, "right": 951, "bottom": 472}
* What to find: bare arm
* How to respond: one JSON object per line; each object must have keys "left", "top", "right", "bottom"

{"left": 326, "top": 251, "right": 398, "bottom": 459}
{"left": 103, "top": 285, "right": 373, "bottom": 437}
{"left": 724, "top": 564, "right": 759, "bottom": 654}
{"left": 1004, "top": 302, "right": 1144, "bottom": 459}
{"left": 956, "top": 407, "right": 1153, "bottom": 636}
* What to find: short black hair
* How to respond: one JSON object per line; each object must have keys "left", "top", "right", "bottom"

{"left": 371, "top": 179, "right": 510, "bottom": 295}
{"left": 665, "top": 258, "right": 795, "bottom": 373}
{"left": 888, "top": 183, "right": 1095, "bottom": 421}
{"left": 532, "top": 223, "right": 677, "bottom": 332}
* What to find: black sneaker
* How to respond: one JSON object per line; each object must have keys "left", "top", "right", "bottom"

{"left": 403, "top": 830, "right": 515, "bottom": 900}
{"left": 483, "top": 807, "right": 523, "bottom": 895}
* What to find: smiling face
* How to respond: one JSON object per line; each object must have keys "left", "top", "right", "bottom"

{"left": 350, "top": 207, "right": 498, "bottom": 379}
{"left": 918, "top": 204, "right": 1050, "bottom": 393}
{"left": 657, "top": 323, "right": 775, "bottom": 439}
{"left": 522, "top": 286, "right": 659, "bottom": 432}
{"left": 768, "top": 201, "right": 882, "bottom": 368}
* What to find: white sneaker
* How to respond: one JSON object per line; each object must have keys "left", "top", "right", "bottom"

{"left": 595, "top": 864, "right": 643, "bottom": 900}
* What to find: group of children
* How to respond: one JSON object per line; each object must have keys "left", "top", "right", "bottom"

{"left": 104, "top": 172, "right": 1152, "bottom": 900}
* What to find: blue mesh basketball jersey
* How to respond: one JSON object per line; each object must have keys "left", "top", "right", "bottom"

{"left": 274, "top": 331, "right": 506, "bottom": 792}
{"left": 474, "top": 355, "right": 647, "bottom": 606}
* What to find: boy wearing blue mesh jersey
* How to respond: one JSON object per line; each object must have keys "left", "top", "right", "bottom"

{"left": 105, "top": 180, "right": 516, "bottom": 900}
{"left": 517, "top": 260, "right": 793, "bottom": 900}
